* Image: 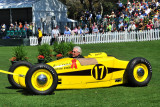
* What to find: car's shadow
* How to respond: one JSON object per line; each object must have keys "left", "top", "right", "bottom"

{"left": 4, "top": 84, "right": 148, "bottom": 95}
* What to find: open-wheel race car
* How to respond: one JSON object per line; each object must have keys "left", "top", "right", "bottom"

{"left": 0, "top": 52, "right": 152, "bottom": 95}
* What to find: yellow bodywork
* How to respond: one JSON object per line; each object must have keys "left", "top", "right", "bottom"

{"left": 46, "top": 52, "right": 129, "bottom": 89}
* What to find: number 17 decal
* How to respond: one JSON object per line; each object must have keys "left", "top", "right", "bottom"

{"left": 92, "top": 64, "right": 107, "bottom": 80}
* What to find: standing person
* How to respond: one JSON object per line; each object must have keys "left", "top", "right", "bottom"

{"left": 72, "top": 26, "right": 78, "bottom": 35}
{"left": 92, "top": 25, "right": 99, "bottom": 34}
{"left": 128, "top": 21, "right": 136, "bottom": 31}
{"left": 1, "top": 24, "right": 6, "bottom": 38}
{"left": 14, "top": 22, "right": 19, "bottom": 31}
{"left": 83, "top": 24, "right": 89, "bottom": 34}
{"left": 29, "top": 22, "right": 34, "bottom": 36}
{"left": 38, "top": 28, "right": 43, "bottom": 45}
{"left": 106, "top": 22, "right": 112, "bottom": 32}
{"left": 19, "top": 22, "right": 23, "bottom": 30}
{"left": 50, "top": 26, "right": 60, "bottom": 45}
{"left": 64, "top": 26, "right": 71, "bottom": 35}
{"left": 111, "top": 21, "right": 117, "bottom": 32}
{"left": 146, "top": 20, "right": 153, "bottom": 30}
{"left": 24, "top": 23, "right": 29, "bottom": 37}
{"left": 99, "top": 24, "right": 104, "bottom": 34}
{"left": 77, "top": 26, "right": 83, "bottom": 35}
{"left": 89, "top": 24, "right": 93, "bottom": 34}
{"left": 153, "top": 18, "right": 159, "bottom": 29}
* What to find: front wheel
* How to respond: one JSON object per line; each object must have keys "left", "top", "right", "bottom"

{"left": 125, "top": 57, "right": 152, "bottom": 86}
{"left": 8, "top": 61, "right": 32, "bottom": 88}
{"left": 25, "top": 64, "right": 58, "bottom": 95}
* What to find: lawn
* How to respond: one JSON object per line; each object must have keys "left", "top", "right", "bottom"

{"left": 0, "top": 40, "right": 160, "bottom": 107}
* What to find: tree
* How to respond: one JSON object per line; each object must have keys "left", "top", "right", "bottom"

{"left": 59, "top": 0, "right": 119, "bottom": 19}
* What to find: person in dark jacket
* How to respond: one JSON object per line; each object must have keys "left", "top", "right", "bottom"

{"left": 71, "top": 46, "right": 84, "bottom": 58}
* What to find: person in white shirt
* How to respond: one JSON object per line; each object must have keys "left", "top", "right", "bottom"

{"left": 145, "top": 6, "right": 151, "bottom": 15}
{"left": 50, "top": 26, "right": 60, "bottom": 45}
{"left": 128, "top": 21, "right": 136, "bottom": 32}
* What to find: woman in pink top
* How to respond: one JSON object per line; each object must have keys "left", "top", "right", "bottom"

{"left": 146, "top": 20, "right": 153, "bottom": 30}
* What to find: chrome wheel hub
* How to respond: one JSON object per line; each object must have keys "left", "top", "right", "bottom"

{"left": 37, "top": 74, "right": 48, "bottom": 85}
{"left": 137, "top": 68, "right": 144, "bottom": 77}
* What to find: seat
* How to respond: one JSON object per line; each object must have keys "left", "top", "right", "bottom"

{"left": 76, "top": 58, "right": 98, "bottom": 66}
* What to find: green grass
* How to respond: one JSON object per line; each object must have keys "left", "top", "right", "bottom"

{"left": 0, "top": 40, "right": 160, "bottom": 107}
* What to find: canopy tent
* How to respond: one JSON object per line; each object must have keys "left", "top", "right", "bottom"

{"left": 0, "top": 0, "right": 39, "bottom": 9}
{"left": 0, "top": 0, "right": 75, "bottom": 34}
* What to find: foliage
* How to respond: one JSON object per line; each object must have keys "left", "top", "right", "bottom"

{"left": 59, "top": 0, "right": 118, "bottom": 19}
{"left": 53, "top": 42, "right": 74, "bottom": 57}
{"left": 11, "top": 46, "right": 28, "bottom": 61}
{"left": 38, "top": 44, "right": 53, "bottom": 62}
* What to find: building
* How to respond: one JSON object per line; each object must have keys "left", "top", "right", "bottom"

{"left": 0, "top": 0, "right": 75, "bottom": 35}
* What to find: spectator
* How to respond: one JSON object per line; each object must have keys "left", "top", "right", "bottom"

{"left": 99, "top": 24, "right": 104, "bottom": 34}
{"left": 19, "top": 22, "right": 23, "bottom": 30}
{"left": 14, "top": 22, "right": 19, "bottom": 31}
{"left": 146, "top": 20, "right": 153, "bottom": 29}
{"left": 83, "top": 25, "right": 89, "bottom": 34}
{"left": 118, "top": 20, "right": 124, "bottom": 30}
{"left": 123, "top": 21, "right": 128, "bottom": 31}
{"left": 64, "top": 26, "right": 71, "bottom": 35}
{"left": 106, "top": 22, "right": 112, "bottom": 32}
{"left": 128, "top": 21, "right": 136, "bottom": 31}
{"left": 92, "top": 25, "right": 99, "bottom": 34}
{"left": 145, "top": 6, "right": 151, "bottom": 15}
{"left": 111, "top": 21, "right": 117, "bottom": 32}
{"left": 153, "top": 18, "right": 159, "bottom": 29}
{"left": 89, "top": 24, "right": 93, "bottom": 34}
{"left": 29, "top": 22, "right": 34, "bottom": 35}
{"left": 50, "top": 26, "right": 60, "bottom": 45}
{"left": 72, "top": 26, "right": 78, "bottom": 35}
{"left": 77, "top": 26, "right": 83, "bottom": 35}
{"left": 138, "top": 19, "right": 145, "bottom": 30}
{"left": 9, "top": 23, "right": 14, "bottom": 31}
{"left": 119, "top": 26, "right": 124, "bottom": 32}
{"left": 1, "top": 24, "right": 6, "bottom": 38}
{"left": 92, "top": 22, "right": 97, "bottom": 30}
{"left": 124, "top": 15, "right": 130, "bottom": 24}
{"left": 96, "top": 12, "right": 102, "bottom": 24}
{"left": 37, "top": 28, "right": 43, "bottom": 45}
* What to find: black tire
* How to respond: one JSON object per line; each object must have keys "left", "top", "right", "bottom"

{"left": 25, "top": 64, "right": 58, "bottom": 95}
{"left": 125, "top": 57, "right": 152, "bottom": 86}
{"left": 8, "top": 61, "right": 33, "bottom": 89}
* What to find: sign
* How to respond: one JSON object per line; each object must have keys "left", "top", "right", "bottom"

{"left": 92, "top": 64, "right": 107, "bottom": 80}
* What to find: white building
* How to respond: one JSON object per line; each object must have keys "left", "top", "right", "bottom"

{"left": 0, "top": 0, "right": 75, "bottom": 35}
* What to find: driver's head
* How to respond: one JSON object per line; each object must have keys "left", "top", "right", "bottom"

{"left": 72, "top": 46, "right": 82, "bottom": 58}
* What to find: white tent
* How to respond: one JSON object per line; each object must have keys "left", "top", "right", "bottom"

{"left": 0, "top": 0, "right": 70, "bottom": 34}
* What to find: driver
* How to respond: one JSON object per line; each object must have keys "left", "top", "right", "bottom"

{"left": 71, "top": 46, "right": 84, "bottom": 58}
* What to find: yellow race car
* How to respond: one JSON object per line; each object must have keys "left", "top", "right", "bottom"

{"left": 6, "top": 52, "right": 152, "bottom": 95}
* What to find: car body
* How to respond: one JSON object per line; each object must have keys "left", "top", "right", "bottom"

{"left": 7, "top": 52, "right": 152, "bottom": 95}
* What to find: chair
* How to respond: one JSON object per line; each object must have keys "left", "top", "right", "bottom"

{"left": 10, "top": 30, "right": 14, "bottom": 37}
{"left": 6, "top": 31, "right": 10, "bottom": 37}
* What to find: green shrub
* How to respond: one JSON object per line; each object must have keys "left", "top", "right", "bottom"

{"left": 53, "top": 42, "right": 74, "bottom": 57}
{"left": 11, "top": 46, "right": 28, "bottom": 61}
{"left": 38, "top": 44, "right": 53, "bottom": 62}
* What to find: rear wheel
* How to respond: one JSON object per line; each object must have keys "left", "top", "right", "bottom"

{"left": 25, "top": 64, "right": 58, "bottom": 95}
{"left": 126, "top": 57, "right": 152, "bottom": 86}
{"left": 8, "top": 61, "right": 32, "bottom": 88}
